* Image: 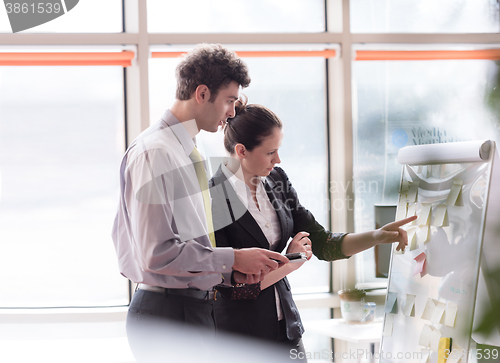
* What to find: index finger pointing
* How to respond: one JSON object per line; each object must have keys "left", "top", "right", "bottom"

{"left": 391, "top": 215, "right": 417, "bottom": 227}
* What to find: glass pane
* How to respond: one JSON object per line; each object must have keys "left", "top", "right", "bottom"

{"left": 149, "top": 55, "right": 330, "bottom": 292}
{"left": 147, "top": 0, "right": 325, "bottom": 33}
{"left": 352, "top": 58, "right": 500, "bottom": 283}
{"left": 0, "top": 66, "right": 128, "bottom": 307}
{"left": 0, "top": 0, "right": 122, "bottom": 33}
{"left": 350, "top": 0, "right": 500, "bottom": 33}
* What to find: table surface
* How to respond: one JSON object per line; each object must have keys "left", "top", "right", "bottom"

{"left": 304, "top": 318, "right": 383, "bottom": 344}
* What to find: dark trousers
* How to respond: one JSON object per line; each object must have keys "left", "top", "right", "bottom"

{"left": 278, "top": 319, "right": 308, "bottom": 362}
{"left": 126, "top": 289, "right": 217, "bottom": 363}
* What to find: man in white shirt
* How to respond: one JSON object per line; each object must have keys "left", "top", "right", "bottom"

{"left": 112, "top": 44, "right": 288, "bottom": 362}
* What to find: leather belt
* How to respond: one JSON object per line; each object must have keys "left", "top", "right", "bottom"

{"left": 138, "top": 284, "right": 216, "bottom": 300}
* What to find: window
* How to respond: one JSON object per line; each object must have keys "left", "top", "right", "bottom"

{"left": 147, "top": 0, "right": 325, "bottom": 33}
{"left": 0, "top": 65, "right": 128, "bottom": 307}
{"left": 352, "top": 56, "right": 500, "bottom": 282}
{"left": 149, "top": 53, "right": 331, "bottom": 292}
{"left": 350, "top": 0, "right": 500, "bottom": 33}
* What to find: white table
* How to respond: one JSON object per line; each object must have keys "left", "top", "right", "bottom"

{"left": 305, "top": 318, "right": 383, "bottom": 362}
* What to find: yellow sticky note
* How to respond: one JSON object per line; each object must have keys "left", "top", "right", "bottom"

{"left": 417, "top": 224, "right": 430, "bottom": 245}
{"left": 438, "top": 337, "right": 452, "bottom": 363}
{"left": 419, "top": 324, "right": 433, "bottom": 347}
{"left": 383, "top": 314, "right": 394, "bottom": 337}
{"left": 408, "top": 227, "right": 418, "bottom": 251}
{"left": 433, "top": 205, "right": 449, "bottom": 227}
{"left": 404, "top": 294, "right": 416, "bottom": 317}
{"left": 417, "top": 203, "right": 432, "bottom": 226}
{"left": 445, "top": 302, "right": 458, "bottom": 327}
{"left": 401, "top": 180, "right": 410, "bottom": 193}
{"left": 446, "top": 179, "right": 464, "bottom": 206}
{"left": 407, "top": 203, "right": 417, "bottom": 222}
{"left": 422, "top": 298, "right": 436, "bottom": 320}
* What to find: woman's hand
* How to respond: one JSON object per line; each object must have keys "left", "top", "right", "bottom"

{"left": 373, "top": 215, "right": 418, "bottom": 251}
{"left": 286, "top": 231, "right": 313, "bottom": 260}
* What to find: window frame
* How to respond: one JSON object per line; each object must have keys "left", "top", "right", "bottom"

{"left": 0, "top": 0, "right": 498, "bottom": 321}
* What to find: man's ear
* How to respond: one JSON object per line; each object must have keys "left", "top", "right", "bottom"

{"left": 195, "top": 85, "right": 210, "bottom": 104}
{"left": 235, "top": 144, "right": 246, "bottom": 158}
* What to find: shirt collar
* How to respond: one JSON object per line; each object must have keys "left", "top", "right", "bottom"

{"left": 160, "top": 109, "right": 197, "bottom": 156}
{"left": 221, "top": 160, "right": 267, "bottom": 195}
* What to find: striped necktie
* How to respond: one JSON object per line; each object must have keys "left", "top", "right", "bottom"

{"left": 189, "top": 147, "right": 216, "bottom": 247}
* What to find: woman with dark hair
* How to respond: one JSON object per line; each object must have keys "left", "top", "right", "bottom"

{"left": 209, "top": 97, "right": 416, "bottom": 359}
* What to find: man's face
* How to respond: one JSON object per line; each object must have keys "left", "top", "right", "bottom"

{"left": 198, "top": 81, "right": 239, "bottom": 133}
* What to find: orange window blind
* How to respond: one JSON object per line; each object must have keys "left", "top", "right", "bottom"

{"left": 151, "top": 49, "right": 337, "bottom": 59}
{"left": 355, "top": 49, "right": 500, "bottom": 61}
{"left": 0, "top": 51, "right": 135, "bottom": 66}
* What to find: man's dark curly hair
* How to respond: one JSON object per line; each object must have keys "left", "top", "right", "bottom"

{"left": 175, "top": 44, "right": 251, "bottom": 102}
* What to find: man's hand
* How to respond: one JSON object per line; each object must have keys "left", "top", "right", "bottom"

{"left": 232, "top": 248, "right": 288, "bottom": 276}
{"left": 286, "top": 231, "right": 312, "bottom": 260}
{"left": 374, "top": 215, "right": 418, "bottom": 251}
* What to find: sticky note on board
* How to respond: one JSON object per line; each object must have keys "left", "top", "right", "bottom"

{"left": 404, "top": 294, "right": 416, "bottom": 317}
{"left": 422, "top": 298, "right": 437, "bottom": 320}
{"left": 438, "top": 337, "right": 452, "bottom": 363}
{"left": 430, "top": 328, "right": 442, "bottom": 352}
{"left": 417, "top": 224, "right": 430, "bottom": 245}
{"left": 407, "top": 203, "right": 417, "bottom": 224}
{"left": 419, "top": 324, "right": 433, "bottom": 347}
{"left": 407, "top": 227, "right": 418, "bottom": 251}
{"left": 385, "top": 291, "right": 398, "bottom": 314}
{"left": 417, "top": 203, "right": 432, "bottom": 226}
{"left": 382, "top": 314, "right": 394, "bottom": 337}
{"left": 413, "top": 252, "right": 427, "bottom": 277}
{"left": 431, "top": 301, "right": 446, "bottom": 324}
{"left": 433, "top": 205, "right": 449, "bottom": 227}
{"left": 446, "top": 179, "right": 464, "bottom": 206}
{"left": 401, "top": 180, "right": 410, "bottom": 193}
{"left": 407, "top": 181, "right": 419, "bottom": 202}
{"left": 396, "top": 194, "right": 408, "bottom": 221}
{"left": 445, "top": 302, "right": 458, "bottom": 327}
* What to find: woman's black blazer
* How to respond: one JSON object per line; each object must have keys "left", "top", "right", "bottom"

{"left": 209, "top": 165, "right": 349, "bottom": 341}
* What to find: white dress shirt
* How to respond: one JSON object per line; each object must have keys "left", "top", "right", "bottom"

{"left": 112, "top": 110, "right": 234, "bottom": 290}
{"left": 221, "top": 162, "right": 284, "bottom": 320}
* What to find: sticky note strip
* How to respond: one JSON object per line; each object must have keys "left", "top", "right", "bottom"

{"left": 431, "top": 301, "right": 446, "bottom": 324}
{"left": 445, "top": 302, "right": 458, "bottom": 327}
{"left": 419, "top": 324, "right": 433, "bottom": 347}
{"left": 382, "top": 314, "right": 394, "bottom": 337}
{"left": 433, "top": 205, "right": 449, "bottom": 227}
{"left": 413, "top": 252, "right": 427, "bottom": 277}
{"left": 407, "top": 203, "right": 417, "bottom": 225}
{"left": 401, "top": 180, "right": 410, "bottom": 193}
{"left": 438, "top": 337, "right": 452, "bottom": 363}
{"left": 422, "top": 298, "right": 436, "bottom": 320}
{"left": 404, "top": 294, "right": 416, "bottom": 317}
{"left": 446, "top": 179, "right": 464, "bottom": 206}
{"left": 430, "top": 328, "right": 442, "bottom": 352}
{"left": 408, "top": 227, "right": 418, "bottom": 251}
{"left": 417, "top": 203, "right": 432, "bottom": 226}
{"left": 396, "top": 194, "right": 408, "bottom": 221}
{"left": 385, "top": 291, "right": 398, "bottom": 314}
{"left": 447, "top": 342, "right": 463, "bottom": 363}
{"left": 417, "top": 224, "right": 430, "bottom": 245}
{"left": 407, "top": 181, "right": 419, "bottom": 202}
{"left": 420, "top": 349, "right": 430, "bottom": 363}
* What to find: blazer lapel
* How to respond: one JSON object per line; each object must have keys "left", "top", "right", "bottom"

{"left": 211, "top": 165, "right": 270, "bottom": 250}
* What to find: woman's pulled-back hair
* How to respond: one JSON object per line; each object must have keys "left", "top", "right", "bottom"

{"left": 223, "top": 95, "right": 283, "bottom": 154}
{"left": 175, "top": 44, "right": 251, "bottom": 101}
